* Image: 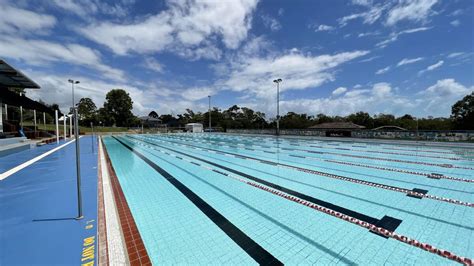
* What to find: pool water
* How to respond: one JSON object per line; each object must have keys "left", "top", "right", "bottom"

{"left": 103, "top": 134, "right": 473, "bottom": 265}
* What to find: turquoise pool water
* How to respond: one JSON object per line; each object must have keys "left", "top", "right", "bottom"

{"left": 103, "top": 134, "right": 473, "bottom": 265}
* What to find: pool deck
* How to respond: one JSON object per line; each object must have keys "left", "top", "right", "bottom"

{"left": 0, "top": 136, "right": 99, "bottom": 265}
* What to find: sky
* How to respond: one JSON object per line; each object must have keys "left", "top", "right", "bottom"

{"left": 0, "top": 0, "right": 473, "bottom": 118}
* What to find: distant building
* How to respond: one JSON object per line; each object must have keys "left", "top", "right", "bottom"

{"left": 139, "top": 116, "right": 162, "bottom": 128}
{"left": 308, "top": 122, "right": 365, "bottom": 137}
{"left": 185, "top": 123, "right": 203, "bottom": 133}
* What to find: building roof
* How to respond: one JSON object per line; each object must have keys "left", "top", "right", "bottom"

{"left": 139, "top": 116, "right": 161, "bottom": 122}
{"left": 0, "top": 60, "right": 40, "bottom": 89}
{"left": 373, "top": 125, "right": 407, "bottom": 131}
{"left": 309, "top": 122, "right": 365, "bottom": 129}
{"left": 185, "top": 123, "right": 203, "bottom": 126}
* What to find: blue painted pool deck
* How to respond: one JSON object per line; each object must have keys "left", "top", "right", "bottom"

{"left": 0, "top": 136, "right": 98, "bottom": 265}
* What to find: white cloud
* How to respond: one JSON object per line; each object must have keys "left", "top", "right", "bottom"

{"left": 0, "top": 36, "right": 124, "bottom": 81}
{"left": 448, "top": 52, "right": 464, "bottom": 58}
{"left": 449, "top": 9, "right": 463, "bottom": 17}
{"left": 0, "top": 3, "right": 56, "bottom": 34}
{"left": 79, "top": 0, "right": 259, "bottom": 57}
{"left": 351, "top": 0, "right": 373, "bottom": 6}
{"left": 376, "top": 66, "right": 390, "bottom": 74}
{"left": 277, "top": 83, "right": 405, "bottom": 116}
{"left": 358, "top": 31, "right": 379, "bottom": 38}
{"left": 426, "top": 60, "right": 444, "bottom": 71}
{"left": 181, "top": 87, "right": 214, "bottom": 101}
{"left": 261, "top": 14, "right": 281, "bottom": 31}
{"left": 397, "top": 57, "right": 423, "bottom": 66}
{"left": 332, "top": 87, "right": 347, "bottom": 96}
{"left": 338, "top": 4, "right": 388, "bottom": 26}
{"left": 386, "top": 0, "right": 438, "bottom": 26}
{"left": 78, "top": 15, "right": 174, "bottom": 55}
{"left": 419, "top": 60, "right": 443, "bottom": 75}
{"left": 376, "top": 27, "right": 431, "bottom": 47}
{"left": 26, "top": 72, "right": 212, "bottom": 115}
{"left": 256, "top": 79, "right": 472, "bottom": 117}
{"left": 222, "top": 50, "right": 369, "bottom": 100}
{"left": 144, "top": 58, "right": 164, "bottom": 73}
{"left": 359, "top": 56, "right": 380, "bottom": 62}
{"left": 418, "top": 79, "right": 473, "bottom": 115}
{"left": 450, "top": 20, "right": 460, "bottom": 27}
{"left": 51, "top": 0, "right": 133, "bottom": 17}
{"left": 313, "top": 24, "right": 334, "bottom": 32}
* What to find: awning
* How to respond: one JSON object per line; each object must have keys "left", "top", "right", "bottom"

{"left": 0, "top": 60, "right": 40, "bottom": 89}
{"left": 0, "top": 89, "right": 56, "bottom": 116}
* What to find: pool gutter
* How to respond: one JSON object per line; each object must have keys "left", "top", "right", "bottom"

{"left": 99, "top": 137, "right": 149, "bottom": 265}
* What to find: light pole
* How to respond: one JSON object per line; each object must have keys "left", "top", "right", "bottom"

{"left": 68, "top": 79, "right": 80, "bottom": 108}
{"left": 68, "top": 79, "right": 83, "bottom": 220}
{"left": 273, "top": 78, "right": 282, "bottom": 136}
{"left": 208, "top": 95, "right": 211, "bottom": 133}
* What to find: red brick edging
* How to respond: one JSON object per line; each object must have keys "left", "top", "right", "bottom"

{"left": 101, "top": 138, "right": 152, "bottom": 266}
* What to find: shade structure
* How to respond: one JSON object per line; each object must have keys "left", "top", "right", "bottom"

{"left": 0, "top": 60, "right": 40, "bottom": 89}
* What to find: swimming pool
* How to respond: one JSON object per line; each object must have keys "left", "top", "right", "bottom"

{"left": 102, "top": 133, "right": 473, "bottom": 265}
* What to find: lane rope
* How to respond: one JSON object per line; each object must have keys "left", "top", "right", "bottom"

{"left": 142, "top": 135, "right": 474, "bottom": 208}
{"left": 168, "top": 135, "right": 474, "bottom": 183}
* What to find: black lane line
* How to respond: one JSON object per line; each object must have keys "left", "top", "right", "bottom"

{"left": 129, "top": 136, "right": 403, "bottom": 235}
{"left": 140, "top": 136, "right": 422, "bottom": 196}
{"left": 112, "top": 136, "right": 282, "bottom": 265}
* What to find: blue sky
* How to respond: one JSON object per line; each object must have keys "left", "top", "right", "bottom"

{"left": 0, "top": 0, "right": 472, "bottom": 118}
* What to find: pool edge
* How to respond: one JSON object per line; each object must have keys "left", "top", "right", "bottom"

{"left": 100, "top": 136, "right": 152, "bottom": 265}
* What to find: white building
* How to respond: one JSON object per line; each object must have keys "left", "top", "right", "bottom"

{"left": 185, "top": 123, "right": 203, "bottom": 133}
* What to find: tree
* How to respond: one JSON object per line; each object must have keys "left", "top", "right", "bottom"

{"left": 346, "top": 111, "right": 373, "bottom": 128}
{"left": 314, "top": 113, "right": 333, "bottom": 124}
{"left": 103, "top": 89, "right": 136, "bottom": 127}
{"left": 279, "top": 112, "right": 313, "bottom": 129}
{"left": 77, "top": 97, "right": 97, "bottom": 126}
{"left": 373, "top": 114, "right": 395, "bottom": 128}
{"left": 451, "top": 92, "right": 474, "bottom": 129}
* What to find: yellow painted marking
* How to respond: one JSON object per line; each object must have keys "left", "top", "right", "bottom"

{"left": 81, "top": 236, "right": 95, "bottom": 265}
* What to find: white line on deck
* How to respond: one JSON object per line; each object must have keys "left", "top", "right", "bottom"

{"left": 0, "top": 138, "right": 78, "bottom": 181}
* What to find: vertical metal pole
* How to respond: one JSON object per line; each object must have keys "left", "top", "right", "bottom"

{"left": 90, "top": 122, "right": 94, "bottom": 154}
{"left": 70, "top": 114, "right": 73, "bottom": 138}
{"left": 276, "top": 82, "right": 280, "bottom": 136}
{"left": 64, "top": 115, "right": 67, "bottom": 140}
{"left": 416, "top": 118, "right": 419, "bottom": 141}
{"left": 55, "top": 110, "right": 59, "bottom": 144}
{"left": 43, "top": 112, "right": 46, "bottom": 129}
{"left": 74, "top": 108, "right": 83, "bottom": 219}
{"left": 208, "top": 95, "right": 211, "bottom": 133}
{"left": 33, "top": 109, "right": 37, "bottom": 138}
{"left": 72, "top": 83, "right": 75, "bottom": 111}
{"left": 4, "top": 104, "right": 7, "bottom": 120}
{"left": 20, "top": 106, "right": 23, "bottom": 130}
{"left": 0, "top": 100, "right": 3, "bottom": 133}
